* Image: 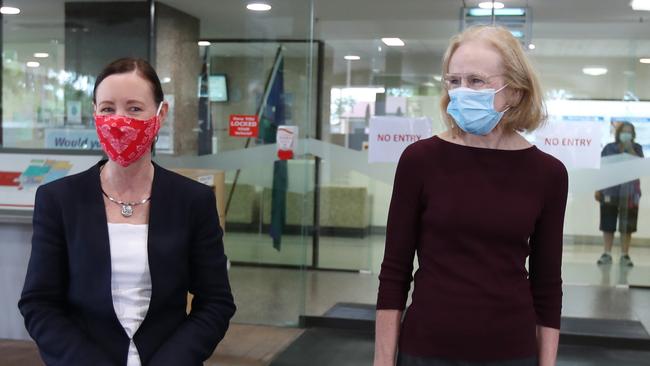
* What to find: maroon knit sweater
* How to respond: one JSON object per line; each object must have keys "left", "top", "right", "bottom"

{"left": 377, "top": 136, "right": 568, "bottom": 362}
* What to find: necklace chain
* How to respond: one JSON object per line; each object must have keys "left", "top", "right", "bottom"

{"left": 100, "top": 188, "right": 151, "bottom": 218}
{"left": 99, "top": 163, "right": 152, "bottom": 217}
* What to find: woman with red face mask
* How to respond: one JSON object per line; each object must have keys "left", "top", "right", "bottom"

{"left": 18, "top": 58, "right": 236, "bottom": 366}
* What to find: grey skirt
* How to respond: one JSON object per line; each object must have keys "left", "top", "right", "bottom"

{"left": 397, "top": 352, "right": 538, "bottom": 366}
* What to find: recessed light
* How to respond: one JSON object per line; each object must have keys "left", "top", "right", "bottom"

{"left": 467, "top": 8, "right": 526, "bottom": 16}
{"left": 478, "top": 2, "right": 505, "bottom": 9}
{"left": 0, "top": 6, "right": 20, "bottom": 15}
{"left": 381, "top": 38, "right": 405, "bottom": 47}
{"left": 34, "top": 53, "right": 49, "bottom": 58}
{"left": 344, "top": 55, "right": 360, "bottom": 61}
{"left": 198, "top": 41, "right": 211, "bottom": 46}
{"left": 247, "top": 3, "right": 272, "bottom": 11}
{"left": 510, "top": 30, "right": 524, "bottom": 38}
{"left": 26, "top": 61, "right": 40, "bottom": 68}
{"left": 582, "top": 67, "right": 608, "bottom": 76}
{"left": 630, "top": 0, "right": 650, "bottom": 11}
{"left": 640, "top": 58, "right": 650, "bottom": 64}
{"left": 528, "top": 44, "right": 536, "bottom": 50}
{"left": 161, "top": 77, "right": 172, "bottom": 83}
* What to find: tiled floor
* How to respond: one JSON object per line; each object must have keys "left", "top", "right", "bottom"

{"left": 0, "top": 324, "right": 304, "bottom": 366}
{"left": 230, "top": 265, "right": 650, "bottom": 331}
{"left": 269, "top": 328, "right": 650, "bottom": 366}
{"left": 225, "top": 232, "right": 650, "bottom": 283}
{"left": 225, "top": 233, "right": 650, "bottom": 328}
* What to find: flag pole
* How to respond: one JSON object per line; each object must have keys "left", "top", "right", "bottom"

{"left": 225, "top": 46, "right": 284, "bottom": 216}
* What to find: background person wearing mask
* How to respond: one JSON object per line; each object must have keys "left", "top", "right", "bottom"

{"left": 595, "top": 122, "right": 644, "bottom": 267}
{"left": 18, "top": 58, "right": 235, "bottom": 366}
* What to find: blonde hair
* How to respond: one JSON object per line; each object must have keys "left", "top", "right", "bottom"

{"left": 440, "top": 25, "right": 547, "bottom": 134}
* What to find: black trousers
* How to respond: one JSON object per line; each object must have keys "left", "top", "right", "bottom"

{"left": 397, "top": 353, "right": 538, "bottom": 366}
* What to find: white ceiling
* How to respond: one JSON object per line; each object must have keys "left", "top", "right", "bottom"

{"left": 6, "top": 0, "right": 650, "bottom": 53}
{"left": 4, "top": 0, "right": 650, "bottom": 99}
{"left": 161, "top": 0, "right": 650, "bottom": 73}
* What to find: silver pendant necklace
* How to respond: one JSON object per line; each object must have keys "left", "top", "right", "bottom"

{"left": 101, "top": 188, "right": 151, "bottom": 217}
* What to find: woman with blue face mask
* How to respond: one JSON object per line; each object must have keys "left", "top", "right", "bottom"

{"left": 595, "top": 122, "right": 644, "bottom": 267}
{"left": 375, "top": 26, "right": 567, "bottom": 366}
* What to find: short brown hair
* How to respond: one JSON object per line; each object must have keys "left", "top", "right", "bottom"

{"left": 440, "top": 25, "right": 547, "bottom": 133}
{"left": 93, "top": 58, "right": 164, "bottom": 104}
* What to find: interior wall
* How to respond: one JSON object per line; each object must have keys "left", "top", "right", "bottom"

{"left": 155, "top": 2, "right": 201, "bottom": 155}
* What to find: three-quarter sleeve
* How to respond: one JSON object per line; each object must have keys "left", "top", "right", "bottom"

{"left": 528, "top": 162, "right": 569, "bottom": 329}
{"left": 377, "top": 144, "right": 423, "bottom": 310}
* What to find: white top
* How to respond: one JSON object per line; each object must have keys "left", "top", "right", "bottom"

{"left": 108, "top": 223, "right": 151, "bottom": 366}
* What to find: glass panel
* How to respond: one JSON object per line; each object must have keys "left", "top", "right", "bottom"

{"left": 2, "top": 0, "right": 151, "bottom": 149}
{"left": 0, "top": 0, "right": 151, "bottom": 341}
{"left": 153, "top": 1, "right": 317, "bottom": 327}
{"left": 0, "top": 0, "right": 317, "bottom": 331}
{"left": 533, "top": 45, "right": 650, "bottom": 286}
{"left": 305, "top": 0, "right": 650, "bottom": 339}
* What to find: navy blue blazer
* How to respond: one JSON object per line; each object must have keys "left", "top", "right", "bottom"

{"left": 18, "top": 160, "right": 236, "bottom": 366}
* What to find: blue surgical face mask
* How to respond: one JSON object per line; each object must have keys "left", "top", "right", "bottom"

{"left": 446, "top": 85, "right": 509, "bottom": 135}
{"left": 619, "top": 132, "right": 633, "bottom": 143}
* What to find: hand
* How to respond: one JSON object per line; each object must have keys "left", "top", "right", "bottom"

{"left": 594, "top": 191, "right": 602, "bottom": 202}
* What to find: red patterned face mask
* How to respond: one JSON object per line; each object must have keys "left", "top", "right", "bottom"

{"left": 94, "top": 103, "right": 162, "bottom": 167}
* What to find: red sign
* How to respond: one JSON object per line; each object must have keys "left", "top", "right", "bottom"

{"left": 229, "top": 115, "right": 259, "bottom": 137}
{"left": 0, "top": 171, "right": 20, "bottom": 187}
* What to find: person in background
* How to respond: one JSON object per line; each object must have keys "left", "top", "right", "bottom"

{"left": 19, "top": 57, "right": 235, "bottom": 366}
{"left": 595, "top": 122, "right": 643, "bottom": 267}
{"left": 374, "top": 25, "right": 567, "bottom": 366}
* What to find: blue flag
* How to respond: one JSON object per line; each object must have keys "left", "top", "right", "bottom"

{"left": 259, "top": 59, "right": 287, "bottom": 251}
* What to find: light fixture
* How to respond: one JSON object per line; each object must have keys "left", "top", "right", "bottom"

{"left": 0, "top": 6, "right": 20, "bottom": 15}
{"left": 478, "top": 2, "right": 505, "bottom": 9}
{"left": 247, "top": 3, "right": 272, "bottom": 11}
{"left": 510, "top": 30, "right": 524, "bottom": 38}
{"left": 630, "top": 0, "right": 650, "bottom": 11}
{"left": 344, "top": 55, "right": 360, "bottom": 61}
{"left": 467, "top": 8, "right": 526, "bottom": 16}
{"left": 198, "top": 41, "right": 211, "bottom": 46}
{"left": 582, "top": 66, "right": 608, "bottom": 76}
{"left": 640, "top": 58, "right": 650, "bottom": 64}
{"left": 26, "top": 61, "right": 40, "bottom": 68}
{"left": 381, "top": 38, "right": 405, "bottom": 47}
{"left": 34, "top": 53, "right": 49, "bottom": 58}
{"left": 528, "top": 44, "right": 536, "bottom": 50}
{"left": 161, "top": 77, "right": 172, "bottom": 83}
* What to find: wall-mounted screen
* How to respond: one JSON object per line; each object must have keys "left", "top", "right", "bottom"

{"left": 209, "top": 74, "right": 228, "bottom": 102}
